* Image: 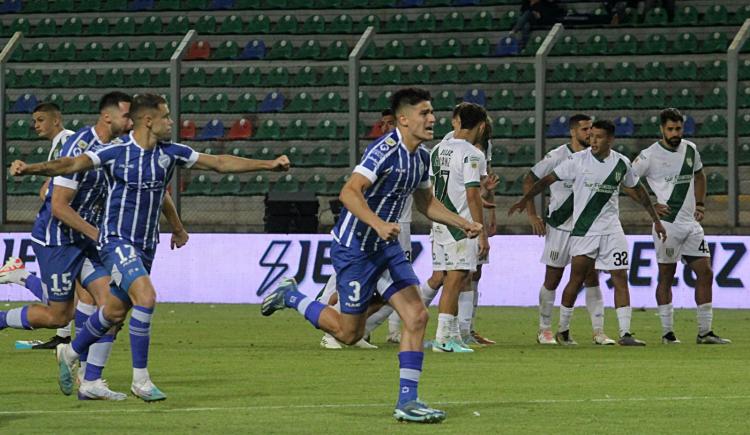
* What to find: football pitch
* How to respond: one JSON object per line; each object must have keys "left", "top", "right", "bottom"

{"left": 1, "top": 303, "right": 748, "bottom": 434}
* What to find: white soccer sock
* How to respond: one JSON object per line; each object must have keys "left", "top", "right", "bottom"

{"left": 449, "top": 316, "right": 461, "bottom": 340}
{"left": 616, "top": 306, "right": 632, "bottom": 337}
{"left": 419, "top": 282, "right": 439, "bottom": 306}
{"left": 387, "top": 311, "right": 400, "bottom": 335}
{"left": 585, "top": 286, "right": 605, "bottom": 333}
{"left": 436, "top": 313, "right": 454, "bottom": 342}
{"left": 657, "top": 303, "right": 674, "bottom": 336}
{"left": 539, "top": 286, "right": 556, "bottom": 330}
{"left": 133, "top": 367, "right": 150, "bottom": 384}
{"left": 697, "top": 303, "right": 713, "bottom": 336}
{"left": 471, "top": 281, "right": 479, "bottom": 328}
{"left": 57, "top": 320, "right": 73, "bottom": 338}
{"left": 457, "top": 291, "right": 474, "bottom": 338}
{"left": 364, "top": 305, "right": 394, "bottom": 334}
{"left": 558, "top": 305, "right": 574, "bottom": 332}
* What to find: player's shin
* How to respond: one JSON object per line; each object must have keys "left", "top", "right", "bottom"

{"left": 585, "top": 286, "right": 605, "bottom": 333}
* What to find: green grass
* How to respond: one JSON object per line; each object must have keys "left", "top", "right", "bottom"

{"left": 2, "top": 303, "right": 749, "bottom": 434}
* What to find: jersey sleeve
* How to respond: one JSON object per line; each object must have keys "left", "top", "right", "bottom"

{"left": 622, "top": 159, "right": 639, "bottom": 188}
{"left": 630, "top": 149, "right": 650, "bottom": 178}
{"left": 530, "top": 149, "right": 559, "bottom": 180}
{"left": 354, "top": 141, "right": 395, "bottom": 184}
{"left": 463, "top": 149, "right": 483, "bottom": 188}
{"left": 170, "top": 143, "right": 199, "bottom": 168}
{"left": 85, "top": 144, "right": 122, "bottom": 169}
{"left": 692, "top": 146, "right": 703, "bottom": 172}
{"left": 552, "top": 155, "right": 577, "bottom": 182}
{"left": 418, "top": 148, "right": 431, "bottom": 189}
{"left": 52, "top": 133, "right": 87, "bottom": 190}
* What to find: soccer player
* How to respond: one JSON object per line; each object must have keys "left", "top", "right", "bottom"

{"left": 261, "top": 88, "right": 482, "bottom": 423}
{"left": 523, "top": 114, "right": 614, "bottom": 346}
{"left": 510, "top": 119, "right": 666, "bottom": 346}
{"left": 11, "top": 93, "right": 290, "bottom": 402}
{"left": 631, "top": 108, "right": 730, "bottom": 344}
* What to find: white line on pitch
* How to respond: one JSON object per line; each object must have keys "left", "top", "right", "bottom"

{"left": 2, "top": 395, "right": 750, "bottom": 416}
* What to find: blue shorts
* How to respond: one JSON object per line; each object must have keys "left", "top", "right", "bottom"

{"left": 331, "top": 241, "right": 419, "bottom": 315}
{"left": 100, "top": 239, "right": 155, "bottom": 303}
{"left": 32, "top": 240, "right": 108, "bottom": 303}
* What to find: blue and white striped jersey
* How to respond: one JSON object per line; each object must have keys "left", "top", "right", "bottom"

{"left": 85, "top": 132, "right": 198, "bottom": 251}
{"left": 31, "top": 127, "right": 114, "bottom": 247}
{"left": 331, "top": 129, "right": 431, "bottom": 252}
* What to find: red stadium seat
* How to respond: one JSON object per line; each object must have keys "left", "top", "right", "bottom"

{"left": 226, "top": 118, "right": 253, "bottom": 140}
{"left": 180, "top": 120, "right": 196, "bottom": 140}
{"left": 185, "top": 41, "right": 211, "bottom": 60}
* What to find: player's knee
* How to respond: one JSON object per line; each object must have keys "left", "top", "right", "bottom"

{"left": 404, "top": 306, "right": 428, "bottom": 332}
{"left": 338, "top": 330, "right": 364, "bottom": 346}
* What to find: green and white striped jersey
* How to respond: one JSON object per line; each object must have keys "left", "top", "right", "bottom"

{"left": 531, "top": 143, "right": 575, "bottom": 231}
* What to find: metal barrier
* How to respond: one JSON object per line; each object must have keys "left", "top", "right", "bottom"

{"left": 727, "top": 18, "right": 750, "bottom": 227}
{"left": 0, "top": 31, "right": 23, "bottom": 226}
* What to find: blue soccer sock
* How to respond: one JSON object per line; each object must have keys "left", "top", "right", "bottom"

{"left": 129, "top": 306, "right": 153, "bottom": 373}
{"left": 283, "top": 287, "right": 326, "bottom": 328}
{"left": 72, "top": 308, "right": 112, "bottom": 356}
{"left": 24, "top": 274, "right": 44, "bottom": 301}
{"left": 0, "top": 306, "right": 33, "bottom": 330}
{"left": 397, "top": 351, "right": 424, "bottom": 406}
{"left": 85, "top": 334, "right": 114, "bottom": 381}
{"left": 75, "top": 302, "right": 97, "bottom": 363}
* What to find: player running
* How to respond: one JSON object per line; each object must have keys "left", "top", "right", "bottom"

{"left": 631, "top": 108, "right": 730, "bottom": 345}
{"left": 510, "top": 119, "right": 666, "bottom": 346}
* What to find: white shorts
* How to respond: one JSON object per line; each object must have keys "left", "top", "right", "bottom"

{"left": 432, "top": 237, "right": 478, "bottom": 272}
{"left": 653, "top": 221, "right": 710, "bottom": 264}
{"left": 569, "top": 232, "right": 630, "bottom": 270}
{"left": 540, "top": 225, "right": 572, "bottom": 268}
{"left": 398, "top": 222, "right": 412, "bottom": 262}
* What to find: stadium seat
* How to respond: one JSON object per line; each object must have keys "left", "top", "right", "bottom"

{"left": 464, "top": 63, "right": 488, "bottom": 83}
{"left": 281, "top": 146, "right": 304, "bottom": 166}
{"left": 259, "top": 92, "right": 285, "bottom": 113}
{"left": 197, "top": 120, "right": 225, "bottom": 141}
{"left": 614, "top": 117, "right": 635, "bottom": 137}
{"left": 151, "top": 68, "right": 170, "bottom": 87}
{"left": 19, "top": 69, "right": 43, "bottom": 87}
{"left": 611, "top": 62, "right": 636, "bottom": 82}
{"left": 640, "top": 88, "right": 665, "bottom": 109}
{"left": 71, "top": 68, "right": 98, "bottom": 88}
{"left": 305, "top": 147, "right": 332, "bottom": 167}
{"left": 138, "top": 16, "right": 162, "bottom": 34}
{"left": 183, "top": 67, "right": 207, "bottom": 87}
{"left": 159, "top": 41, "right": 179, "bottom": 60}
{"left": 357, "top": 91, "right": 371, "bottom": 111}
{"left": 181, "top": 94, "right": 201, "bottom": 113}
{"left": 24, "top": 0, "right": 46, "bottom": 12}
{"left": 133, "top": 41, "right": 157, "bottom": 61}
{"left": 738, "top": 114, "right": 750, "bottom": 136}
{"left": 699, "top": 114, "right": 727, "bottom": 137}
{"left": 238, "top": 40, "right": 265, "bottom": 60}
{"left": 209, "top": 0, "right": 234, "bottom": 10}
{"left": 413, "top": 12, "right": 436, "bottom": 32}
{"left": 25, "top": 146, "right": 48, "bottom": 164}
{"left": 240, "top": 174, "right": 270, "bottom": 196}
{"left": 514, "top": 117, "right": 535, "bottom": 138}
{"left": 355, "top": 14, "right": 381, "bottom": 33}
{"left": 493, "top": 116, "right": 513, "bottom": 138}
{"left": 375, "top": 65, "right": 402, "bottom": 85}
{"left": 35, "top": 18, "right": 57, "bottom": 37}
{"left": 322, "top": 41, "right": 349, "bottom": 60}
{"left": 60, "top": 17, "right": 83, "bottom": 36}
{"left": 211, "top": 175, "right": 241, "bottom": 196}
{"left": 219, "top": 15, "right": 244, "bottom": 33}
{"left": 195, "top": 16, "right": 217, "bottom": 34}
{"left": 180, "top": 120, "right": 196, "bottom": 140}
{"left": 11, "top": 94, "right": 38, "bottom": 114}
{"left": 739, "top": 87, "right": 750, "bottom": 108}
{"left": 467, "top": 37, "right": 491, "bottom": 57}
{"left": 488, "top": 89, "right": 515, "bottom": 110}
{"left": 642, "top": 7, "right": 668, "bottom": 26}
{"left": 700, "top": 32, "right": 727, "bottom": 54}
{"left": 703, "top": 5, "right": 728, "bottom": 26}
{"left": 106, "top": 42, "right": 130, "bottom": 61}
{"left": 706, "top": 172, "right": 727, "bottom": 195}
{"left": 674, "top": 5, "right": 698, "bottom": 26}
{"left": 48, "top": 69, "right": 71, "bottom": 88}
{"left": 435, "top": 64, "right": 459, "bottom": 83}
{"left": 286, "top": 93, "right": 313, "bottom": 112}
{"left": 673, "top": 32, "right": 698, "bottom": 54}
{"left": 550, "top": 62, "right": 577, "bottom": 82}
{"left": 494, "top": 36, "right": 520, "bottom": 56}
{"left": 671, "top": 87, "right": 696, "bottom": 108}
{"left": 373, "top": 90, "right": 393, "bottom": 112}
{"left": 407, "top": 64, "right": 431, "bottom": 84}
{"left": 100, "top": 68, "right": 125, "bottom": 87}
{"left": 228, "top": 93, "right": 255, "bottom": 113}
{"left": 467, "top": 10, "right": 493, "bottom": 31}
{"left": 205, "top": 93, "right": 230, "bottom": 113}
{"left": 738, "top": 143, "right": 750, "bottom": 165}
{"left": 329, "top": 14, "right": 353, "bottom": 33}
{"left": 516, "top": 89, "right": 536, "bottom": 110}
{"left": 436, "top": 38, "right": 462, "bottom": 57}
{"left": 165, "top": 16, "right": 189, "bottom": 34}
{"left": 522, "top": 35, "right": 544, "bottom": 56}
{"left": 641, "top": 61, "right": 667, "bottom": 81}
{"left": 8, "top": 120, "right": 32, "bottom": 140}
{"left": 643, "top": 34, "right": 667, "bottom": 55}
{"left": 320, "top": 65, "right": 346, "bottom": 86}
{"left": 313, "top": 119, "right": 339, "bottom": 140}
{"left": 549, "top": 89, "right": 575, "bottom": 110}
{"left": 247, "top": 13, "right": 270, "bottom": 33}
{"left": 266, "top": 66, "right": 290, "bottom": 87}
{"left": 86, "top": 17, "right": 109, "bottom": 36}
{"left": 410, "top": 39, "right": 434, "bottom": 58}
{"left": 302, "top": 175, "right": 327, "bottom": 194}
{"left": 433, "top": 90, "right": 456, "bottom": 111}
{"left": 512, "top": 144, "right": 535, "bottom": 166}
{"left": 275, "top": 15, "right": 298, "bottom": 33}
{"left": 317, "top": 92, "right": 344, "bottom": 112}
{"left": 735, "top": 5, "right": 750, "bottom": 25}
{"left": 610, "top": 88, "right": 635, "bottom": 109}
{"left": 442, "top": 11, "right": 465, "bottom": 31}
{"left": 583, "top": 34, "right": 608, "bottom": 55}
{"left": 268, "top": 40, "right": 293, "bottom": 60}
{"left": 637, "top": 116, "right": 660, "bottom": 138}
{"left": 23, "top": 42, "right": 51, "bottom": 62}
{"left": 331, "top": 150, "right": 349, "bottom": 168}
{"left": 290, "top": 66, "right": 315, "bottom": 87}
{"left": 547, "top": 116, "right": 568, "bottom": 138}
{"left": 102, "top": 0, "right": 127, "bottom": 11}
{"left": 214, "top": 40, "right": 239, "bottom": 60}
{"left": 359, "top": 65, "right": 373, "bottom": 85}
{"left": 582, "top": 62, "right": 607, "bottom": 82}
{"left": 463, "top": 88, "right": 486, "bottom": 106}
{"left": 581, "top": 89, "right": 604, "bottom": 110}
{"left": 700, "top": 144, "right": 727, "bottom": 166}
{"left": 113, "top": 16, "right": 136, "bottom": 35}
{"left": 9, "top": 18, "right": 30, "bottom": 35}
{"left": 552, "top": 35, "right": 578, "bottom": 56}
{"left": 384, "top": 13, "right": 408, "bottom": 33}
{"left": 700, "top": 60, "right": 727, "bottom": 81}
{"left": 683, "top": 115, "right": 696, "bottom": 136}
{"left": 183, "top": 175, "right": 213, "bottom": 196}
{"left": 186, "top": 41, "right": 211, "bottom": 61}
{"left": 379, "top": 39, "right": 405, "bottom": 59}
{"left": 273, "top": 174, "right": 300, "bottom": 193}
{"left": 254, "top": 120, "right": 281, "bottom": 140}
{"left": 207, "top": 67, "right": 234, "bottom": 87}
{"left": 433, "top": 117, "right": 452, "bottom": 138}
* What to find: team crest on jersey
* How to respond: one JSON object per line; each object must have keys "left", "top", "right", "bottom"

{"left": 615, "top": 171, "right": 622, "bottom": 182}
{"left": 666, "top": 248, "right": 675, "bottom": 257}
{"left": 379, "top": 143, "right": 390, "bottom": 152}
{"left": 158, "top": 154, "right": 171, "bottom": 169}
{"left": 549, "top": 251, "right": 560, "bottom": 261}
{"left": 686, "top": 157, "right": 693, "bottom": 168}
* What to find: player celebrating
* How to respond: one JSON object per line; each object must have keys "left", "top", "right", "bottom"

{"left": 11, "top": 93, "right": 290, "bottom": 402}
{"left": 261, "top": 88, "right": 482, "bottom": 423}
{"left": 523, "top": 114, "right": 614, "bottom": 346}
{"left": 631, "top": 108, "right": 730, "bottom": 344}
{"left": 510, "top": 119, "right": 666, "bottom": 346}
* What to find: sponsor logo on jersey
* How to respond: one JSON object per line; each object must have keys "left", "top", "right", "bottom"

{"left": 385, "top": 137, "right": 397, "bottom": 147}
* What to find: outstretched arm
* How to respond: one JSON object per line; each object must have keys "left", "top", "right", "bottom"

{"left": 413, "top": 188, "right": 483, "bottom": 238}
{"left": 191, "top": 153, "right": 290, "bottom": 173}
{"left": 623, "top": 182, "right": 667, "bottom": 241}
{"left": 11, "top": 154, "right": 94, "bottom": 177}
{"left": 508, "top": 173, "right": 558, "bottom": 216}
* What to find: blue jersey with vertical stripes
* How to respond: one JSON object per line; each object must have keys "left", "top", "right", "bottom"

{"left": 85, "top": 132, "right": 198, "bottom": 251}
{"left": 331, "top": 129, "right": 431, "bottom": 253}
{"left": 31, "top": 127, "right": 117, "bottom": 247}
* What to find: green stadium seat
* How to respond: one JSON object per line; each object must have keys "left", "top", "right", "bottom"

{"left": 313, "top": 119, "right": 339, "bottom": 139}
{"left": 436, "top": 38, "right": 462, "bottom": 57}
{"left": 385, "top": 13, "right": 408, "bottom": 33}
{"left": 159, "top": 41, "right": 179, "bottom": 60}
{"left": 303, "top": 175, "right": 327, "bottom": 194}
{"left": 611, "top": 61, "right": 636, "bottom": 82}
{"left": 306, "top": 147, "right": 332, "bottom": 167}
{"left": 442, "top": 11, "right": 465, "bottom": 31}
{"left": 583, "top": 34, "right": 608, "bottom": 55}
{"left": 317, "top": 92, "right": 344, "bottom": 112}
{"left": 467, "top": 37, "right": 491, "bottom": 57}
{"left": 68, "top": 94, "right": 93, "bottom": 113}
{"left": 8, "top": 120, "right": 32, "bottom": 140}
{"left": 60, "top": 17, "right": 82, "bottom": 36}
{"left": 358, "top": 91, "right": 371, "bottom": 111}
{"left": 674, "top": 5, "right": 698, "bottom": 26}
{"left": 286, "top": 92, "right": 313, "bottom": 112}
{"left": 107, "top": 42, "right": 130, "bottom": 61}
{"left": 670, "top": 88, "right": 695, "bottom": 108}
{"left": 738, "top": 143, "right": 750, "bottom": 165}
{"left": 362, "top": 42, "right": 376, "bottom": 59}
{"left": 488, "top": 63, "right": 515, "bottom": 83}
{"left": 77, "top": 42, "right": 102, "bottom": 62}
{"left": 275, "top": 15, "right": 298, "bottom": 33}
{"left": 375, "top": 65, "right": 402, "bottom": 85}
{"left": 433, "top": 90, "right": 456, "bottom": 111}
{"left": 464, "top": 63, "right": 488, "bottom": 83}
{"left": 468, "top": 10, "right": 493, "bottom": 31}
{"left": 292, "top": 66, "right": 316, "bottom": 86}
{"left": 231, "top": 93, "right": 257, "bottom": 112}
{"left": 491, "top": 144, "right": 511, "bottom": 167}
{"left": 124, "top": 68, "right": 148, "bottom": 88}
{"left": 700, "top": 144, "right": 727, "bottom": 166}
{"left": 212, "top": 175, "right": 241, "bottom": 196}
{"left": 320, "top": 65, "right": 346, "bottom": 86}
{"left": 204, "top": 93, "right": 230, "bottom": 113}
{"left": 739, "top": 87, "right": 750, "bottom": 108}
{"left": 214, "top": 41, "right": 239, "bottom": 60}
{"left": 738, "top": 114, "right": 750, "bottom": 136}
{"left": 642, "top": 7, "right": 668, "bottom": 26}
{"left": 410, "top": 39, "right": 434, "bottom": 58}
{"left": 50, "top": 0, "right": 74, "bottom": 12}
{"left": 488, "top": 89, "right": 515, "bottom": 110}
{"left": 165, "top": 16, "right": 189, "bottom": 34}
{"left": 514, "top": 117, "right": 535, "bottom": 138}
{"left": 493, "top": 116, "right": 513, "bottom": 138}
{"left": 329, "top": 14, "right": 353, "bottom": 33}
{"left": 35, "top": 18, "right": 57, "bottom": 37}
{"left": 183, "top": 175, "right": 213, "bottom": 197}
{"left": 281, "top": 146, "right": 304, "bottom": 166}
{"left": 87, "top": 17, "right": 109, "bottom": 36}
{"left": 183, "top": 67, "right": 207, "bottom": 87}
{"left": 640, "top": 61, "right": 667, "bottom": 81}
{"left": 643, "top": 34, "right": 667, "bottom": 55}
{"left": 672, "top": 60, "right": 697, "bottom": 81}
{"left": 19, "top": 68, "right": 43, "bottom": 87}
{"left": 47, "top": 69, "right": 70, "bottom": 88}
{"left": 247, "top": 13, "right": 270, "bottom": 33}
{"left": 254, "top": 120, "right": 281, "bottom": 140}
{"left": 512, "top": 144, "right": 535, "bottom": 167}
{"left": 699, "top": 114, "right": 727, "bottom": 136}
{"left": 434, "top": 64, "right": 458, "bottom": 83}
{"left": 181, "top": 93, "right": 201, "bottom": 113}
{"left": 113, "top": 16, "right": 136, "bottom": 35}
{"left": 380, "top": 40, "right": 406, "bottom": 59}
{"left": 637, "top": 115, "right": 661, "bottom": 138}
{"left": 324, "top": 174, "right": 349, "bottom": 195}
{"left": 581, "top": 89, "right": 604, "bottom": 109}
{"left": 237, "top": 67, "right": 262, "bottom": 87}
{"left": 582, "top": 62, "right": 607, "bottom": 82}
{"left": 302, "top": 14, "right": 325, "bottom": 34}
{"left": 433, "top": 117, "right": 452, "bottom": 138}
{"left": 355, "top": 15, "right": 381, "bottom": 33}
{"left": 273, "top": 174, "right": 300, "bottom": 193}
{"left": 240, "top": 174, "right": 270, "bottom": 196}
{"left": 703, "top": 5, "right": 728, "bottom": 26}
{"left": 266, "top": 66, "right": 290, "bottom": 87}
{"left": 516, "top": 89, "right": 536, "bottom": 110}
{"left": 404, "top": 64, "right": 429, "bottom": 84}
{"left": 706, "top": 172, "right": 727, "bottom": 195}
{"left": 152, "top": 68, "right": 170, "bottom": 87}
{"left": 51, "top": 42, "right": 74, "bottom": 62}
{"left": 296, "top": 40, "right": 321, "bottom": 59}
{"left": 322, "top": 41, "right": 349, "bottom": 60}
{"left": 195, "top": 15, "right": 216, "bottom": 34}
{"left": 268, "top": 40, "right": 293, "bottom": 60}
{"left": 10, "top": 18, "right": 30, "bottom": 35}
{"left": 640, "top": 88, "right": 666, "bottom": 109}
{"left": 24, "top": 42, "right": 50, "bottom": 62}
{"left": 413, "top": 12, "right": 436, "bottom": 32}
{"left": 138, "top": 16, "right": 162, "bottom": 35}
{"left": 735, "top": 5, "right": 750, "bottom": 25}
{"left": 522, "top": 35, "right": 544, "bottom": 56}
{"left": 134, "top": 41, "right": 157, "bottom": 61}
{"left": 251, "top": 146, "right": 274, "bottom": 161}
{"left": 373, "top": 90, "right": 393, "bottom": 112}
{"left": 4, "top": 69, "right": 18, "bottom": 88}
{"left": 498, "top": 10, "right": 518, "bottom": 30}
{"left": 673, "top": 32, "right": 698, "bottom": 54}
{"left": 701, "top": 32, "right": 727, "bottom": 54}
{"left": 219, "top": 15, "right": 244, "bottom": 34}
{"left": 100, "top": 68, "right": 125, "bottom": 87}
{"left": 26, "top": 146, "right": 49, "bottom": 164}
{"left": 610, "top": 88, "right": 635, "bottom": 109}
{"left": 71, "top": 68, "right": 98, "bottom": 88}
{"left": 552, "top": 35, "right": 578, "bottom": 55}
{"left": 331, "top": 150, "right": 349, "bottom": 168}
{"left": 208, "top": 67, "right": 234, "bottom": 87}
{"left": 359, "top": 65, "right": 373, "bottom": 85}
{"left": 700, "top": 60, "right": 726, "bottom": 81}
{"left": 25, "top": 0, "right": 48, "bottom": 12}
{"left": 102, "top": 0, "right": 126, "bottom": 11}
{"left": 549, "top": 89, "right": 575, "bottom": 110}
{"left": 550, "top": 62, "right": 575, "bottom": 82}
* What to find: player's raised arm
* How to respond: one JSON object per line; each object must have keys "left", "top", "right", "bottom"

{"left": 339, "top": 173, "right": 401, "bottom": 242}
{"left": 10, "top": 154, "right": 94, "bottom": 178}
{"left": 508, "top": 172, "right": 559, "bottom": 216}
{"left": 191, "top": 153, "right": 290, "bottom": 173}
{"left": 413, "top": 187, "right": 482, "bottom": 238}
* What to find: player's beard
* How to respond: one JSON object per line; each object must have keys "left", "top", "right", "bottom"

{"left": 665, "top": 135, "right": 681, "bottom": 147}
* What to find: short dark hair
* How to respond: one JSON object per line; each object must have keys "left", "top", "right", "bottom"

{"left": 568, "top": 114, "right": 592, "bottom": 129}
{"left": 452, "top": 102, "right": 471, "bottom": 118}
{"left": 381, "top": 108, "right": 394, "bottom": 117}
{"left": 98, "top": 91, "right": 132, "bottom": 112}
{"left": 659, "top": 108, "right": 683, "bottom": 126}
{"left": 455, "top": 103, "right": 487, "bottom": 130}
{"left": 591, "top": 119, "right": 615, "bottom": 137}
{"left": 390, "top": 87, "right": 431, "bottom": 115}
{"left": 33, "top": 102, "right": 61, "bottom": 114}
{"left": 130, "top": 93, "right": 167, "bottom": 121}
{"left": 479, "top": 116, "right": 493, "bottom": 148}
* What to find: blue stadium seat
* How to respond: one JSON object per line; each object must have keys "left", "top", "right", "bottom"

{"left": 209, "top": 0, "right": 234, "bottom": 9}
{"left": 259, "top": 91, "right": 285, "bottom": 113}
{"left": 11, "top": 94, "right": 38, "bottom": 113}
{"left": 239, "top": 40, "right": 266, "bottom": 60}
{"left": 0, "top": 0, "right": 22, "bottom": 13}
{"left": 129, "top": 0, "right": 154, "bottom": 10}
{"left": 399, "top": 0, "right": 424, "bottom": 6}
{"left": 495, "top": 37, "right": 520, "bottom": 56}
{"left": 547, "top": 116, "right": 568, "bottom": 138}
{"left": 614, "top": 116, "right": 634, "bottom": 137}
{"left": 196, "top": 119, "right": 225, "bottom": 140}
{"left": 683, "top": 115, "right": 696, "bottom": 136}
{"left": 463, "top": 88, "right": 486, "bottom": 106}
